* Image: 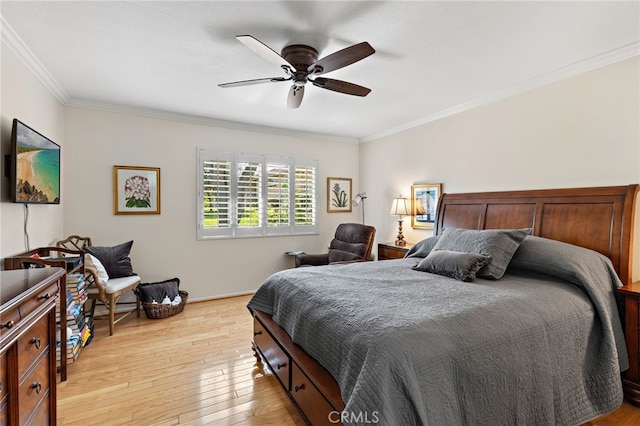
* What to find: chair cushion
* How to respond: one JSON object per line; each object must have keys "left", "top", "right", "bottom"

{"left": 328, "top": 249, "right": 363, "bottom": 263}
{"left": 104, "top": 275, "right": 141, "bottom": 294}
{"left": 85, "top": 240, "right": 135, "bottom": 278}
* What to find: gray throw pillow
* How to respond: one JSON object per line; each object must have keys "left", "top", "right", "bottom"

{"left": 432, "top": 228, "right": 531, "bottom": 279}
{"left": 85, "top": 240, "right": 135, "bottom": 278}
{"left": 413, "top": 250, "right": 492, "bottom": 282}
{"left": 404, "top": 235, "right": 440, "bottom": 258}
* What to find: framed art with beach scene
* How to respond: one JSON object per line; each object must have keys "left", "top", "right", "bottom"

{"left": 411, "top": 183, "right": 442, "bottom": 229}
{"left": 327, "top": 177, "right": 352, "bottom": 213}
{"left": 113, "top": 165, "right": 161, "bottom": 215}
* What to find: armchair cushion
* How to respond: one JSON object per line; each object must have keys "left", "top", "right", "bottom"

{"left": 328, "top": 250, "right": 363, "bottom": 263}
{"left": 295, "top": 253, "right": 329, "bottom": 267}
{"left": 85, "top": 240, "right": 135, "bottom": 278}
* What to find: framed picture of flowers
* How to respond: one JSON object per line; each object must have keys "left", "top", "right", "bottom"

{"left": 113, "top": 165, "right": 161, "bottom": 215}
{"left": 327, "top": 177, "right": 352, "bottom": 213}
{"left": 411, "top": 183, "right": 442, "bottom": 229}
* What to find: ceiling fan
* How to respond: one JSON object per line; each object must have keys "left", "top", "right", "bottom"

{"left": 219, "top": 35, "right": 375, "bottom": 109}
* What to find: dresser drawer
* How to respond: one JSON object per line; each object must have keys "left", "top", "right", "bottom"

{"left": 0, "top": 352, "right": 7, "bottom": 401}
{"left": 254, "top": 317, "right": 290, "bottom": 390}
{"left": 0, "top": 306, "right": 21, "bottom": 339}
{"left": 17, "top": 315, "right": 50, "bottom": 378}
{"left": 291, "top": 362, "right": 335, "bottom": 426}
{"left": 18, "top": 352, "right": 49, "bottom": 424}
{"left": 19, "top": 282, "right": 58, "bottom": 321}
{"left": 26, "top": 394, "right": 50, "bottom": 426}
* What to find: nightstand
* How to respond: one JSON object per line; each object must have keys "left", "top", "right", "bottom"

{"left": 617, "top": 281, "right": 640, "bottom": 406}
{"left": 377, "top": 242, "right": 414, "bottom": 260}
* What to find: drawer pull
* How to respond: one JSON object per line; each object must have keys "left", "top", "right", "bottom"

{"left": 276, "top": 363, "right": 286, "bottom": 370}
{"left": 38, "top": 293, "right": 51, "bottom": 300}
{"left": 0, "top": 320, "right": 14, "bottom": 330}
{"left": 294, "top": 384, "right": 305, "bottom": 392}
{"left": 31, "top": 337, "right": 42, "bottom": 349}
{"left": 254, "top": 331, "right": 262, "bottom": 336}
{"left": 32, "top": 382, "right": 42, "bottom": 394}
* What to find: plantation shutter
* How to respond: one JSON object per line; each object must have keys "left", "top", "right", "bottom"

{"left": 266, "top": 156, "right": 291, "bottom": 235}
{"left": 293, "top": 159, "right": 318, "bottom": 234}
{"left": 198, "top": 150, "right": 233, "bottom": 238}
{"left": 236, "top": 153, "right": 263, "bottom": 236}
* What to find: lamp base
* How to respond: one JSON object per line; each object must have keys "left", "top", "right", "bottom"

{"left": 395, "top": 218, "right": 406, "bottom": 246}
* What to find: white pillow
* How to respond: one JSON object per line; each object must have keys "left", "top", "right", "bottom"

{"left": 84, "top": 253, "right": 110, "bottom": 285}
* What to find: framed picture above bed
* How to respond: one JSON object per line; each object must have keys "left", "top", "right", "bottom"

{"left": 327, "top": 177, "right": 352, "bottom": 213}
{"left": 411, "top": 183, "right": 441, "bottom": 229}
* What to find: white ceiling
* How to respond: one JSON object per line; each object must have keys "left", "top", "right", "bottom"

{"left": 1, "top": 1, "right": 639, "bottom": 142}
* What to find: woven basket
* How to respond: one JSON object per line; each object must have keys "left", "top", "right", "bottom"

{"left": 141, "top": 290, "right": 188, "bottom": 319}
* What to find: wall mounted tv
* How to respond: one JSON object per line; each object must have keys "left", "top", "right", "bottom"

{"left": 11, "top": 119, "right": 60, "bottom": 204}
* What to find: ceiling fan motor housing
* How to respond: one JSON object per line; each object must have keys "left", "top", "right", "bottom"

{"left": 281, "top": 45, "right": 320, "bottom": 83}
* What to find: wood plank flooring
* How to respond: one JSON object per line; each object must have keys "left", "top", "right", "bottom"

{"left": 58, "top": 295, "right": 640, "bottom": 425}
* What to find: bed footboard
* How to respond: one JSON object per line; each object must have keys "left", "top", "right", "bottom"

{"left": 252, "top": 310, "right": 345, "bottom": 426}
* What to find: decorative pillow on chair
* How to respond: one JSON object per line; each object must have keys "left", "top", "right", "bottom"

{"left": 413, "top": 250, "right": 492, "bottom": 282}
{"left": 85, "top": 240, "right": 135, "bottom": 278}
{"left": 84, "top": 253, "right": 110, "bottom": 285}
{"left": 432, "top": 228, "right": 530, "bottom": 279}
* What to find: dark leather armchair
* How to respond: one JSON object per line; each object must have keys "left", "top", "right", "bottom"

{"left": 295, "top": 223, "right": 376, "bottom": 267}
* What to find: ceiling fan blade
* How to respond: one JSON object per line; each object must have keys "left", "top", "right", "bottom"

{"left": 236, "top": 35, "right": 294, "bottom": 70}
{"left": 218, "top": 77, "right": 290, "bottom": 88}
{"left": 311, "top": 77, "right": 371, "bottom": 97}
{"left": 287, "top": 85, "right": 305, "bottom": 109}
{"left": 308, "top": 42, "right": 375, "bottom": 75}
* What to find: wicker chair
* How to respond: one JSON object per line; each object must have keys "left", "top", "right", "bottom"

{"left": 57, "top": 235, "right": 140, "bottom": 336}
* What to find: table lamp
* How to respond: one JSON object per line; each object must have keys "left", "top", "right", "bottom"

{"left": 390, "top": 195, "right": 410, "bottom": 246}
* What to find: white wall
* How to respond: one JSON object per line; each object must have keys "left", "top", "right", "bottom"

{"left": 62, "top": 107, "right": 361, "bottom": 300}
{"left": 360, "top": 56, "right": 640, "bottom": 276}
{"left": 1, "top": 46, "right": 65, "bottom": 259}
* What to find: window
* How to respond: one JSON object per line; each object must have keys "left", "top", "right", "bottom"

{"left": 198, "top": 149, "right": 317, "bottom": 239}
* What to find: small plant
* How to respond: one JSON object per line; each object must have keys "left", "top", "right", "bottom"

{"left": 332, "top": 183, "right": 348, "bottom": 208}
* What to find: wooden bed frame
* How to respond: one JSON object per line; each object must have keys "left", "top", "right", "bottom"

{"left": 251, "top": 184, "right": 639, "bottom": 425}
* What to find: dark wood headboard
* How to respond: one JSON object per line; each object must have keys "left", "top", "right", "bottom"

{"left": 435, "top": 185, "right": 638, "bottom": 285}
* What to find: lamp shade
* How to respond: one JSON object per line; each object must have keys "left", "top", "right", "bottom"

{"left": 390, "top": 197, "right": 410, "bottom": 216}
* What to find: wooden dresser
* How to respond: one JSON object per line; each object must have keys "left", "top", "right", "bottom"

{"left": 0, "top": 267, "right": 64, "bottom": 425}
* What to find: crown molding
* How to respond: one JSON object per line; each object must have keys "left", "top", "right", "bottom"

{"left": 64, "top": 99, "right": 359, "bottom": 144}
{"left": 359, "top": 42, "right": 640, "bottom": 143}
{"left": 1, "top": 16, "right": 69, "bottom": 104}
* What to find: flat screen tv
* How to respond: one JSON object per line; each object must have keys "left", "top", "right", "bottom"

{"left": 11, "top": 119, "right": 60, "bottom": 204}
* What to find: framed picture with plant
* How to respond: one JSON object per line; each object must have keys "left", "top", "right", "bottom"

{"left": 411, "top": 183, "right": 442, "bottom": 229}
{"left": 113, "top": 165, "right": 161, "bottom": 215}
{"left": 327, "top": 177, "right": 352, "bottom": 213}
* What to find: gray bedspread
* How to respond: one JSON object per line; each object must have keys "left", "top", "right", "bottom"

{"left": 247, "top": 238, "right": 627, "bottom": 425}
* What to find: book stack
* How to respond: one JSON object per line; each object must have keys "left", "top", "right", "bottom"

{"left": 55, "top": 273, "right": 93, "bottom": 367}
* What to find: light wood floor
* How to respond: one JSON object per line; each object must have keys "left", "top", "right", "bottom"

{"left": 58, "top": 295, "right": 640, "bottom": 425}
